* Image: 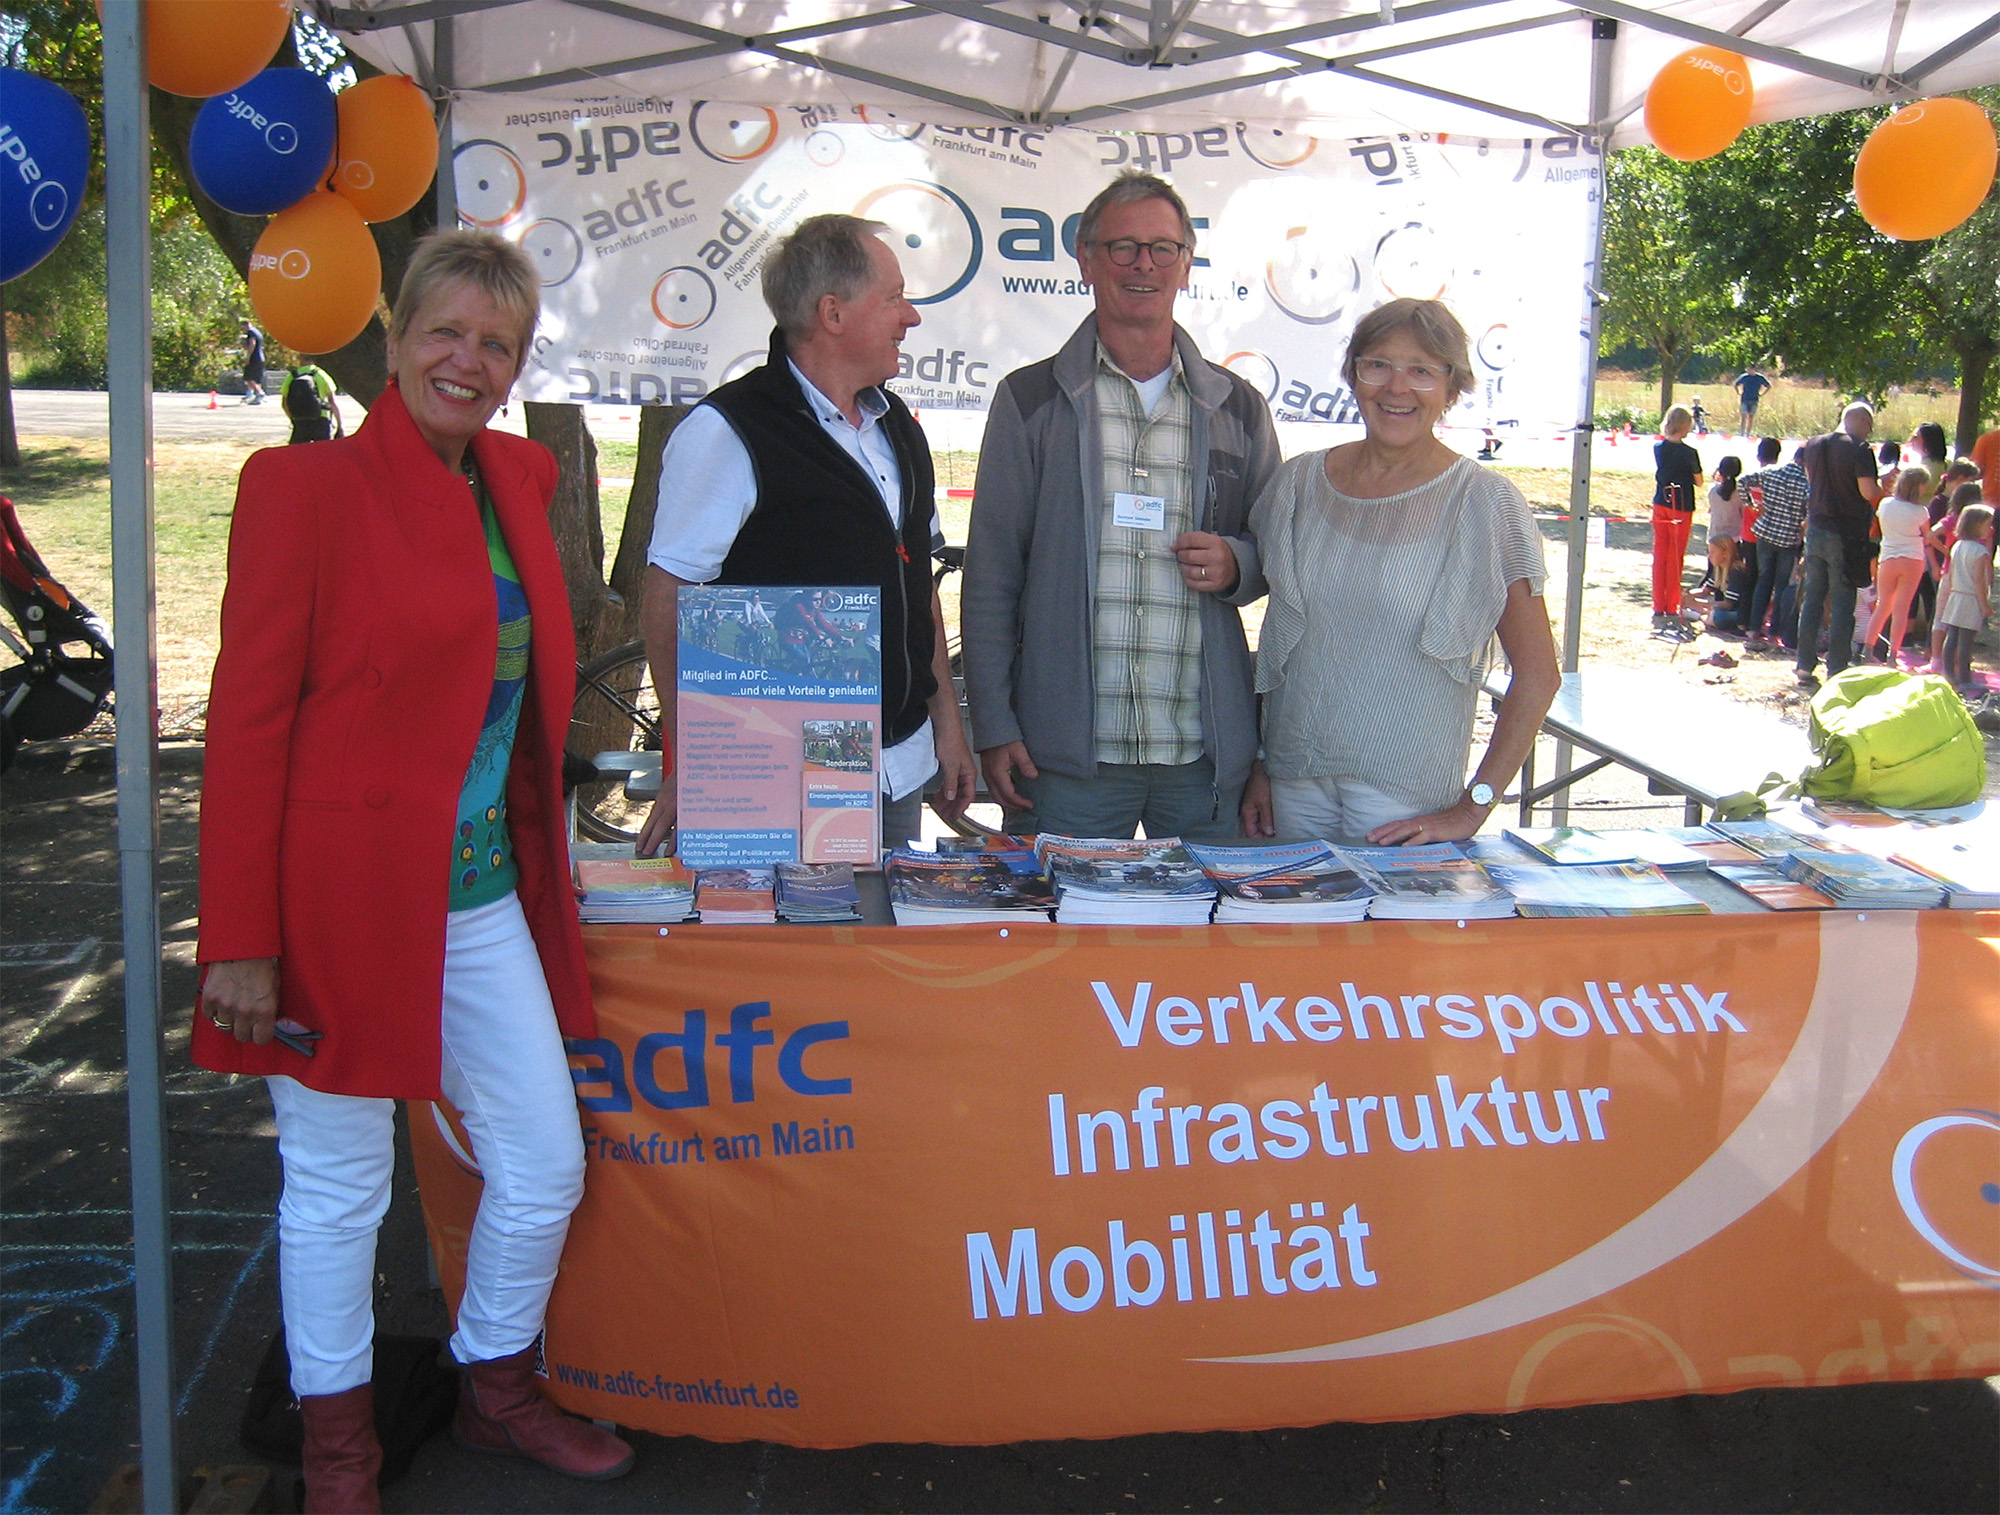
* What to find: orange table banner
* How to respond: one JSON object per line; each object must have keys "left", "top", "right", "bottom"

{"left": 411, "top": 912, "right": 2000, "bottom": 1446}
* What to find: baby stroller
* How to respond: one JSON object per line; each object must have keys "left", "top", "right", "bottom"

{"left": 0, "top": 496, "right": 115, "bottom": 770}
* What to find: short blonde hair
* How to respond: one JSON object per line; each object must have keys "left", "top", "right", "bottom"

{"left": 390, "top": 230, "right": 540, "bottom": 361}
{"left": 1957, "top": 503, "right": 1995, "bottom": 541}
{"left": 1343, "top": 299, "right": 1476, "bottom": 403}
{"left": 1662, "top": 405, "right": 1693, "bottom": 438}
{"left": 1894, "top": 464, "right": 1930, "bottom": 502}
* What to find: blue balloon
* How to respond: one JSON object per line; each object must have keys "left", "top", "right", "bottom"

{"left": 0, "top": 67, "right": 91, "bottom": 284}
{"left": 189, "top": 69, "right": 336, "bottom": 218}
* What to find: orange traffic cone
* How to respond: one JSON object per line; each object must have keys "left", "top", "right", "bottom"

{"left": 208, "top": 391, "right": 218, "bottom": 410}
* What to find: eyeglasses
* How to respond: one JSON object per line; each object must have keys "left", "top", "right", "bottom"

{"left": 1352, "top": 357, "right": 1453, "bottom": 392}
{"left": 1090, "top": 238, "right": 1192, "bottom": 266}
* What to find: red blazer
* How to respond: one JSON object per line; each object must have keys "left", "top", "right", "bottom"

{"left": 192, "top": 383, "right": 593, "bottom": 1098}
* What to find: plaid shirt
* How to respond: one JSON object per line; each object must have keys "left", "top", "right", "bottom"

{"left": 1749, "top": 461, "right": 1808, "bottom": 547}
{"left": 1092, "top": 344, "right": 1204, "bottom": 766}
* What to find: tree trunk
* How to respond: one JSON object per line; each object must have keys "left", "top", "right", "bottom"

{"left": 0, "top": 281, "right": 18, "bottom": 470}
{"left": 1954, "top": 341, "right": 1996, "bottom": 456}
{"left": 523, "top": 402, "right": 609, "bottom": 658}
{"left": 602, "top": 404, "right": 687, "bottom": 648}
{"left": 1655, "top": 353, "right": 1680, "bottom": 419}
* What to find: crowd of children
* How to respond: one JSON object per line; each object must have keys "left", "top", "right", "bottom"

{"left": 1651, "top": 412, "right": 1993, "bottom": 708}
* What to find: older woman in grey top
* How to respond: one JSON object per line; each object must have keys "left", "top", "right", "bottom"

{"left": 1242, "top": 298, "right": 1561, "bottom": 845}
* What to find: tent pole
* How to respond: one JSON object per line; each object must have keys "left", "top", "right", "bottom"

{"left": 1553, "top": 14, "right": 1616, "bottom": 826}
{"left": 435, "top": 15, "right": 458, "bottom": 227}
{"left": 102, "top": 5, "right": 176, "bottom": 1513}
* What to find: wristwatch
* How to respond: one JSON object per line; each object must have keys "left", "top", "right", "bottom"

{"left": 1467, "top": 781, "right": 1497, "bottom": 809}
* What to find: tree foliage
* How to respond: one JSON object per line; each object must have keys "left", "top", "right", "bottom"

{"left": 1600, "top": 147, "right": 1728, "bottom": 415}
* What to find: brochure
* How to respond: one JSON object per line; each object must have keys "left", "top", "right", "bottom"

{"left": 775, "top": 861, "right": 863, "bottom": 922}
{"left": 1711, "top": 862, "right": 1838, "bottom": 911}
{"left": 1779, "top": 849, "right": 1947, "bottom": 908}
{"left": 674, "top": 585, "right": 882, "bottom": 868}
{"left": 884, "top": 848, "right": 1055, "bottom": 925}
{"left": 1333, "top": 843, "right": 1516, "bottom": 920}
{"left": 1480, "top": 860, "right": 1709, "bottom": 917}
{"left": 694, "top": 866, "right": 779, "bottom": 924}
{"left": 1034, "top": 836, "right": 1217, "bottom": 924}
{"left": 799, "top": 718, "right": 880, "bottom": 864}
{"left": 1185, "top": 840, "right": 1373, "bottom": 923}
{"left": 570, "top": 842, "right": 697, "bottom": 923}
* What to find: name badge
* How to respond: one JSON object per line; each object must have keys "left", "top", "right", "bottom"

{"left": 1113, "top": 492, "right": 1167, "bottom": 531}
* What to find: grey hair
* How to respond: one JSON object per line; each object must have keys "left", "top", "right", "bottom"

{"left": 1842, "top": 401, "right": 1875, "bottom": 434}
{"left": 1077, "top": 170, "right": 1195, "bottom": 249}
{"left": 1342, "top": 298, "right": 1477, "bottom": 403}
{"left": 390, "top": 229, "right": 539, "bottom": 363}
{"left": 761, "top": 214, "right": 889, "bottom": 341}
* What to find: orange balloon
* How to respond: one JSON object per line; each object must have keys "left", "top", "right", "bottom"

{"left": 1644, "top": 46, "right": 1754, "bottom": 162}
{"left": 248, "top": 191, "right": 381, "bottom": 355}
{"left": 332, "top": 76, "right": 439, "bottom": 223}
{"left": 145, "top": 0, "right": 293, "bottom": 99}
{"left": 1855, "top": 97, "right": 1999, "bottom": 241}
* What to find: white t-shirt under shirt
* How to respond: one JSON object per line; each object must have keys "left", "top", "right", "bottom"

{"left": 1875, "top": 495, "right": 1930, "bottom": 561}
{"left": 645, "top": 362, "right": 945, "bottom": 801}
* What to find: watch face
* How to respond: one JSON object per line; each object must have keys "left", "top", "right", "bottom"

{"left": 1471, "top": 782, "right": 1496, "bottom": 806}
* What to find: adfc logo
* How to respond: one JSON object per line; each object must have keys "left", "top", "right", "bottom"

{"left": 518, "top": 218, "right": 583, "bottom": 286}
{"left": 652, "top": 266, "right": 718, "bottom": 330}
{"left": 853, "top": 181, "right": 981, "bottom": 304}
{"left": 690, "top": 102, "right": 780, "bottom": 163}
{"left": 453, "top": 139, "right": 528, "bottom": 228}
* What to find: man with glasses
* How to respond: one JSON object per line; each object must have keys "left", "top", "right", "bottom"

{"left": 963, "top": 171, "right": 1280, "bottom": 840}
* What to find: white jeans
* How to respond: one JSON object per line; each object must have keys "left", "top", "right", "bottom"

{"left": 1268, "top": 774, "right": 1418, "bottom": 843}
{"left": 266, "top": 893, "right": 585, "bottom": 1396}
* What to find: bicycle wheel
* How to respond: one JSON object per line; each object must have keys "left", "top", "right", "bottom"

{"left": 569, "top": 641, "right": 662, "bottom": 844}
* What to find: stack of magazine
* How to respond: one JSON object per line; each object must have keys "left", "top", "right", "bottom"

{"left": 570, "top": 843, "right": 696, "bottom": 923}
{"left": 884, "top": 842, "right": 1055, "bottom": 925}
{"left": 1479, "top": 859, "right": 1709, "bottom": 917}
{"left": 1779, "top": 849, "right": 1947, "bottom": 909}
{"left": 694, "top": 867, "right": 779, "bottom": 924}
{"left": 1709, "top": 862, "right": 1836, "bottom": 910}
{"left": 774, "top": 861, "right": 862, "bottom": 923}
{"left": 1034, "top": 836, "right": 1218, "bottom": 924}
{"left": 1185, "top": 841, "right": 1373, "bottom": 923}
{"left": 1888, "top": 823, "right": 2000, "bottom": 909}
{"left": 1336, "top": 843, "right": 1516, "bottom": 920}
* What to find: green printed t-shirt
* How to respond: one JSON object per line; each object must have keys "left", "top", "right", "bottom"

{"left": 450, "top": 481, "right": 532, "bottom": 910}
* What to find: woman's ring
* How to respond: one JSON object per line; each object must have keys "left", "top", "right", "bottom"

{"left": 211, "top": 1013, "right": 230, "bottom": 1029}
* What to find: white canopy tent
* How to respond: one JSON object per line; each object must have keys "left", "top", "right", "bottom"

{"left": 102, "top": 5, "right": 2000, "bottom": 1510}
{"left": 325, "top": 0, "right": 2000, "bottom": 144}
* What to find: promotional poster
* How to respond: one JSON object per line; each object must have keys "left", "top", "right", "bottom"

{"left": 449, "top": 94, "right": 1599, "bottom": 429}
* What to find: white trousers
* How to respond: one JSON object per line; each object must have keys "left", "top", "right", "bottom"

{"left": 1268, "top": 774, "right": 1417, "bottom": 844}
{"left": 266, "top": 893, "right": 585, "bottom": 1397}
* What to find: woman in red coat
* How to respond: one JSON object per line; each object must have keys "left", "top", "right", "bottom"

{"left": 195, "top": 232, "right": 632, "bottom": 1510}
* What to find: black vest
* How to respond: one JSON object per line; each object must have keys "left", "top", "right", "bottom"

{"left": 704, "top": 330, "right": 938, "bottom": 747}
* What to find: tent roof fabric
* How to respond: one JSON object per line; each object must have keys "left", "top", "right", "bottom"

{"left": 322, "top": 0, "right": 2000, "bottom": 144}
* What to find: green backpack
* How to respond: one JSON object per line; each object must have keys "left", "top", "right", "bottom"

{"left": 1803, "top": 667, "right": 1986, "bottom": 809}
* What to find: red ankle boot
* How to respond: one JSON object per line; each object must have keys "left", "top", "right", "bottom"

{"left": 299, "top": 1384, "right": 381, "bottom": 1514}
{"left": 455, "top": 1345, "right": 635, "bottom": 1480}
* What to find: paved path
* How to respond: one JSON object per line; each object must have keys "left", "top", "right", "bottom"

{"left": 2, "top": 744, "right": 1995, "bottom": 1515}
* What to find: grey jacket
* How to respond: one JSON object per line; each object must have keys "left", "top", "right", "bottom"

{"left": 962, "top": 315, "right": 1281, "bottom": 793}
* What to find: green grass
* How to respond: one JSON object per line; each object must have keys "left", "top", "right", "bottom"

{"left": 1593, "top": 374, "right": 1966, "bottom": 444}
{"left": 1, "top": 435, "right": 240, "bottom": 705}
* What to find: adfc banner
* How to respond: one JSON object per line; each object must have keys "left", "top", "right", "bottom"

{"left": 448, "top": 95, "right": 1597, "bottom": 429}
{"left": 413, "top": 912, "right": 2000, "bottom": 1445}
